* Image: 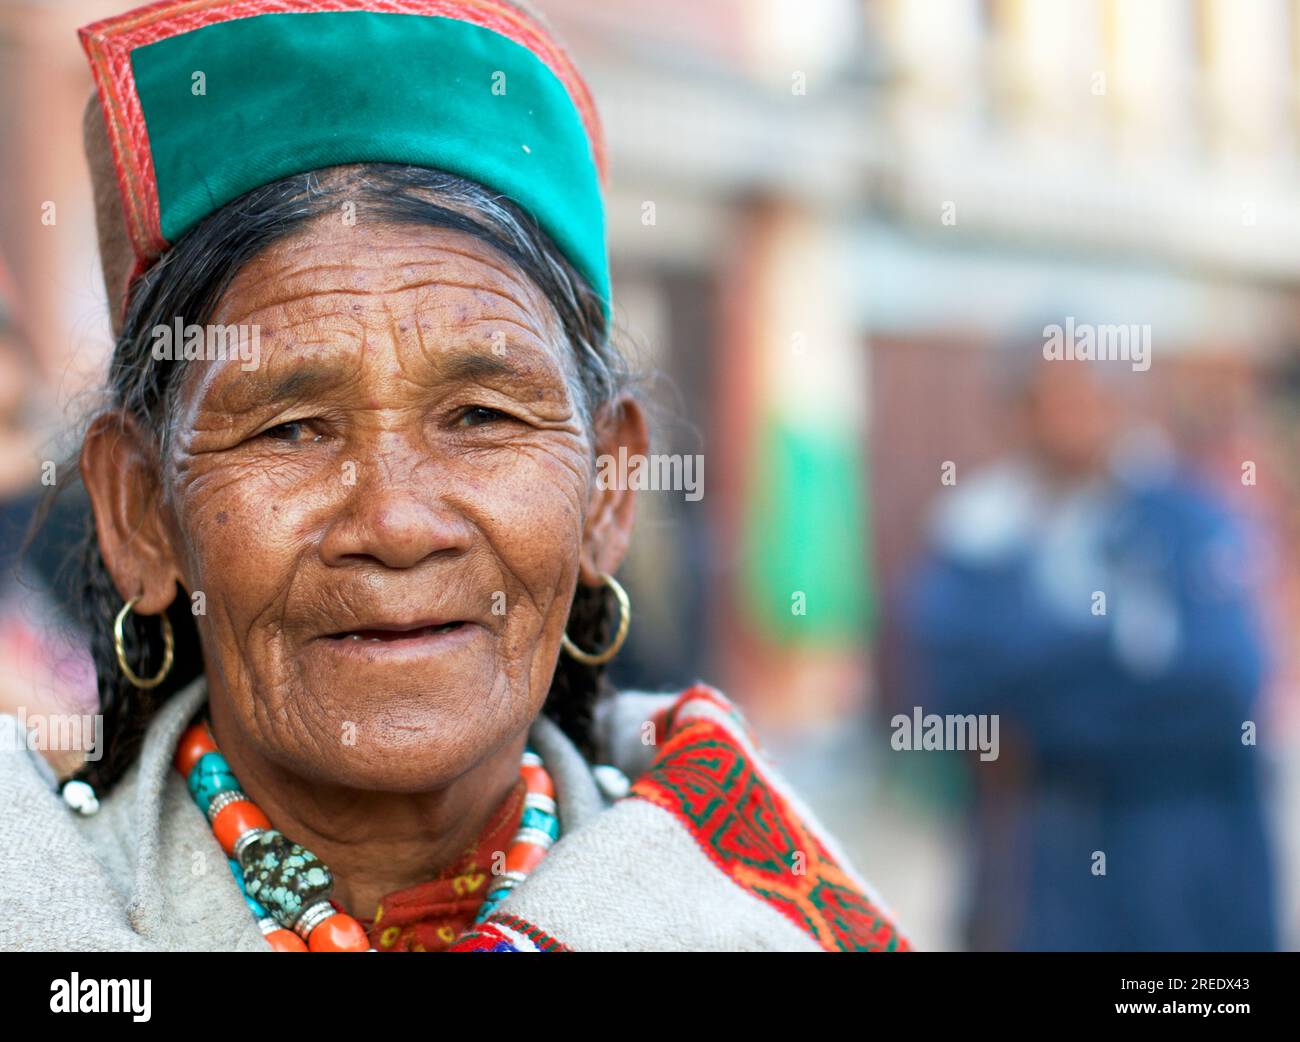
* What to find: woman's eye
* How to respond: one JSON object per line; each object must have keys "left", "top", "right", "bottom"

{"left": 459, "top": 406, "right": 507, "bottom": 427}
{"left": 260, "top": 420, "right": 316, "bottom": 442}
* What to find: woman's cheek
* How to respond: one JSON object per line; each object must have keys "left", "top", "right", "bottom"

{"left": 480, "top": 449, "right": 586, "bottom": 565}
{"left": 174, "top": 463, "right": 317, "bottom": 606}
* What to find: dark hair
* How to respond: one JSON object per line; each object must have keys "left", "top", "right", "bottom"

{"left": 63, "top": 163, "right": 634, "bottom": 796}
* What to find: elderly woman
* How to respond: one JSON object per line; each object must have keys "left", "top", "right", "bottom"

{"left": 0, "top": 0, "right": 907, "bottom": 953}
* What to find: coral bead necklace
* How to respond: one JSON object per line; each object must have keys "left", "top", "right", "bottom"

{"left": 173, "top": 718, "right": 560, "bottom": 952}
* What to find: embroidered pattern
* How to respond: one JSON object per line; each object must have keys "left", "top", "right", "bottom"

{"left": 630, "top": 686, "right": 911, "bottom": 953}
{"left": 448, "top": 913, "right": 570, "bottom": 952}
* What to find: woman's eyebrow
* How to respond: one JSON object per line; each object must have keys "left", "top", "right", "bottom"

{"left": 441, "top": 350, "right": 560, "bottom": 386}
{"left": 207, "top": 344, "right": 561, "bottom": 412}
{"left": 265, "top": 368, "right": 331, "bottom": 402}
{"left": 209, "top": 364, "right": 338, "bottom": 413}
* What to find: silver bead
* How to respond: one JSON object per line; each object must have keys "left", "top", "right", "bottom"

{"left": 206, "top": 789, "right": 248, "bottom": 823}
{"left": 514, "top": 827, "right": 555, "bottom": 850}
{"left": 232, "top": 826, "right": 268, "bottom": 862}
{"left": 524, "top": 791, "right": 557, "bottom": 816}
{"left": 293, "top": 898, "right": 337, "bottom": 940}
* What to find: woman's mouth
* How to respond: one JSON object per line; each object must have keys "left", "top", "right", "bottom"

{"left": 310, "top": 618, "right": 482, "bottom": 665}
{"left": 326, "top": 621, "right": 466, "bottom": 643}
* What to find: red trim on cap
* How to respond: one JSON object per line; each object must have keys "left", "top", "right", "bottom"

{"left": 78, "top": 0, "right": 607, "bottom": 320}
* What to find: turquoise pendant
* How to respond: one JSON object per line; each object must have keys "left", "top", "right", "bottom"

{"left": 239, "top": 829, "right": 334, "bottom": 931}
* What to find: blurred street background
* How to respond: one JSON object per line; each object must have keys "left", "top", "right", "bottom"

{"left": 1, "top": 0, "right": 1297, "bottom": 950}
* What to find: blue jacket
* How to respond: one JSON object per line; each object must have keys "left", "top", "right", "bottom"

{"left": 902, "top": 463, "right": 1277, "bottom": 951}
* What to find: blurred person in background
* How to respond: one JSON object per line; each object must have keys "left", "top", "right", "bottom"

{"left": 900, "top": 335, "right": 1277, "bottom": 951}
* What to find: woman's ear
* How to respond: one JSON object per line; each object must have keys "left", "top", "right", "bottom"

{"left": 578, "top": 394, "right": 649, "bottom": 585}
{"left": 80, "top": 411, "right": 182, "bottom": 615}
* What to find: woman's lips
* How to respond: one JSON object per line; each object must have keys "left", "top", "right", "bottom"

{"left": 311, "top": 619, "right": 480, "bottom": 660}
{"left": 327, "top": 621, "right": 465, "bottom": 643}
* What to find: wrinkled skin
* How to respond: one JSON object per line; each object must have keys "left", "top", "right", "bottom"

{"left": 81, "top": 217, "right": 648, "bottom": 917}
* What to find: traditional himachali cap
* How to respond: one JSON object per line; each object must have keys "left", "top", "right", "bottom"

{"left": 78, "top": 0, "right": 610, "bottom": 330}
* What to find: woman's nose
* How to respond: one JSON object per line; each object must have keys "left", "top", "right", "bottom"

{"left": 318, "top": 449, "right": 474, "bottom": 570}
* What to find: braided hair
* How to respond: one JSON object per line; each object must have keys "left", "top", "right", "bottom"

{"left": 59, "top": 164, "right": 635, "bottom": 797}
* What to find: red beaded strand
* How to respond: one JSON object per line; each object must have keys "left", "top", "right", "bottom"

{"left": 173, "top": 719, "right": 558, "bottom": 951}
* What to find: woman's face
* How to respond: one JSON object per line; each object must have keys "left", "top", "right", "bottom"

{"left": 89, "top": 217, "right": 641, "bottom": 792}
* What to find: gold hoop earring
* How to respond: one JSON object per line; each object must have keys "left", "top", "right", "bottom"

{"left": 113, "top": 595, "right": 174, "bottom": 689}
{"left": 561, "top": 572, "right": 630, "bottom": 667}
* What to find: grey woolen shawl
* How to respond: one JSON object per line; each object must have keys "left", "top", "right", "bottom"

{"left": 0, "top": 677, "right": 850, "bottom": 951}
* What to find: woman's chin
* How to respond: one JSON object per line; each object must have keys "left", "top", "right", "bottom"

{"left": 269, "top": 628, "right": 518, "bottom": 786}
{"left": 277, "top": 705, "right": 511, "bottom": 793}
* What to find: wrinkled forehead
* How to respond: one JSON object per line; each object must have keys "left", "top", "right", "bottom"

{"left": 176, "top": 218, "right": 575, "bottom": 411}
{"left": 217, "top": 218, "right": 562, "bottom": 333}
